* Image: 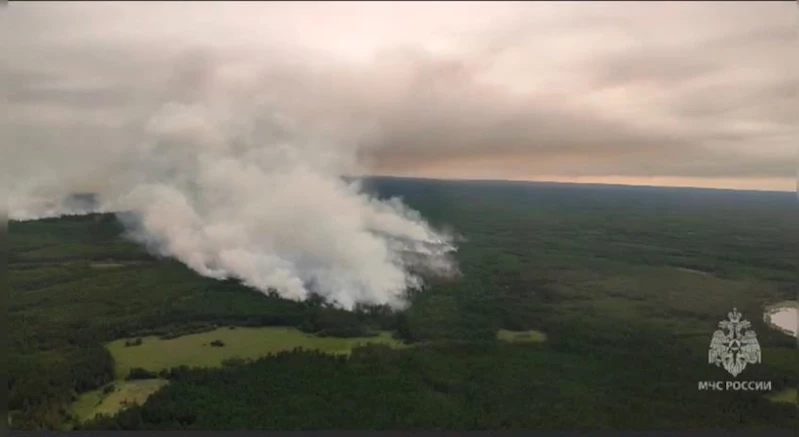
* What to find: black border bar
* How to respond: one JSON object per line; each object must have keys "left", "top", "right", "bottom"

{"left": 8, "top": 431, "right": 797, "bottom": 437}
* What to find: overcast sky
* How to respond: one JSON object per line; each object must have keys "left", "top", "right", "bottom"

{"left": 3, "top": 1, "right": 797, "bottom": 191}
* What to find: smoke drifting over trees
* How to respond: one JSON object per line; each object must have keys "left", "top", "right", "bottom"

{"left": 5, "top": 54, "right": 458, "bottom": 309}
{"left": 3, "top": 2, "right": 795, "bottom": 305}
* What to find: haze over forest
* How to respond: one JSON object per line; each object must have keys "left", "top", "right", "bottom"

{"left": 2, "top": 2, "right": 797, "bottom": 307}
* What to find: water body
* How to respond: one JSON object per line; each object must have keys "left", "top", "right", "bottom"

{"left": 764, "top": 302, "right": 798, "bottom": 337}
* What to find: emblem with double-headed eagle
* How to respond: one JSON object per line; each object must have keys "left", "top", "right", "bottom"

{"left": 708, "top": 308, "right": 761, "bottom": 377}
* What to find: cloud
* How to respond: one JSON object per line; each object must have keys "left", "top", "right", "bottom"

{"left": 6, "top": 2, "right": 795, "bottom": 185}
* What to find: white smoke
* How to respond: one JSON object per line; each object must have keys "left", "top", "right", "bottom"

{"left": 6, "top": 54, "right": 459, "bottom": 310}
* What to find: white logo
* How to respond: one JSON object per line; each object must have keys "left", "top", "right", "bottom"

{"left": 708, "top": 308, "right": 761, "bottom": 377}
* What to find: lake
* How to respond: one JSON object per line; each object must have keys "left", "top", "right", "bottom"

{"left": 764, "top": 302, "right": 798, "bottom": 337}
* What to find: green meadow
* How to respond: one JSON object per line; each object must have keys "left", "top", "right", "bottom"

{"left": 66, "top": 328, "right": 404, "bottom": 422}
{"left": 107, "top": 327, "right": 405, "bottom": 378}
{"left": 496, "top": 329, "right": 547, "bottom": 343}
{"left": 70, "top": 379, "right": 169, "bottom": 423}
{"left": 766, "top": 388, "right": 798, "bottom": 406}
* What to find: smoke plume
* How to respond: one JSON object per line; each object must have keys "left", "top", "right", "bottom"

{"left": 5, "top": 53, "right": 458, "bottom": 310}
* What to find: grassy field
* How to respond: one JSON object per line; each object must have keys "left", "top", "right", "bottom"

{"left": 496, "top": 329, "right": 547, "bottom": 343}
{"left": 71, "top": 328, "right": 405, "bottom": 424}
{"left": 70, "top": 379, "right": 169, "bottom": 423}
{"left": 767, "top": 388, "right": 798, "bottom": 406}
{"left": 107, "top": 327, "right": 405, "bottom": 378}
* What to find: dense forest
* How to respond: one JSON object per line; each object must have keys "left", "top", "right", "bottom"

{"left": 9, "top": 178, "right": 798, "bottom": 430}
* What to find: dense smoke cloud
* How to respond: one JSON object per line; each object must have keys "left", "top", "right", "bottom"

{"left": 4, "top": 43, "right": 461, "bottom": 309}
{"left": 106, "top": 88, "right": 459, "bottom": 309}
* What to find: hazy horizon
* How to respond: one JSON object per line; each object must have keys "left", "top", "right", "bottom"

{"left": 364, "top": 173, "right": 796, "bottom": 193}
{"left": 3, "top": 1, "right": 798, "bottom": 194}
